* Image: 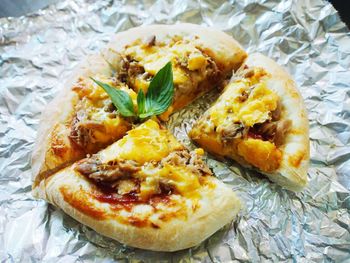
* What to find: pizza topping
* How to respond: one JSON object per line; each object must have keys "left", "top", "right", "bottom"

{"left": 144, "top": 35, "right": 156, "bottom": 47}
{"left": 75, "top": 156, "right": 140, "bottom": 182}
{"left": 69, "top": 77, "right": 135, "bottom": 153}
{"left": 92, "top": 62, "right": 174, "bottom": 120}
{"left": 271, "top": 100, "right": 282, "bottom": 121}
{"left": 220, "top": 122, "right": 247, "bottom": 143}
{"left": 160, "top": 149, "right": 212, "bottom": 177}
{"left": 210, "top": 80, "right": 279, "bottom": 131}
{"left": 74, "top": 121, "right": 211, "bottom": 209}
{"left": 273, "top": 119, "right": 292, "bottom": 146}
{"left": 112, "top": 120, "right": 183, "bottom": 164}
{"left": 248, "top": 119, "right": 292, "bottom": 146}
{"left": 237, "top": 138, "right": 282, "bottom": 172}
{"left": 121, "top": 37, "right": 222, "bottom": 117}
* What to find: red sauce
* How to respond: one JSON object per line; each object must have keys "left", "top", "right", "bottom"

{"left": 247, "top": 130, "right": 263, "bottom": 140}
{"left": 94, "top": 191, "right": 141, "bottom": 211}
{"left": 95, "top": 192, "right": 140, "bottom": 204}
{"left": 149, "top": 194, "right": 171, "bottom": 207}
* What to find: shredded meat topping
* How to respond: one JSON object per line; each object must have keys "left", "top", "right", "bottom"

{"left": 75, "top": 156, "right": 140, "bottom": 183}
{"left": 144, "top": 35, "right": 156, "bottom": 47}
{"left": 271, "top": 100, "right": 282, "bottom": 121}
{"left": 221, "top": 122, "right": 247, "bottom": 143}
{"left": 161, "top": 149, "right": 212, "bottom": 177}
{"left": 116, "top": 58, "right": 129, "bottom": 83}
{"left": 252, "top": 119, "right": 292, "bottom": 146}
{"left": 69, "top": 113, "right": 93, "bottom": 149}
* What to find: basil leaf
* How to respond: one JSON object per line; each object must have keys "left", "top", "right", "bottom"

{"left": 91, "top": 78, "right": 136, "bottom": 117}
{"left": 143, "top": 61, "right": 174, "bottom": 117}
{"left": 137, "top": 89, "right": 146, "bottom": 115}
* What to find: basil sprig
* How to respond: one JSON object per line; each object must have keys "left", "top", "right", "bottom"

{"left": 91, "top": 62, "right": 174, "bottom": 120}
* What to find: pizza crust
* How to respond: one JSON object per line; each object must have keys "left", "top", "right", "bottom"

{"left": 244, "top": 53, "right": 309, "bottom": 191}
{"left": 103, "top": 23, "right": 246, "bottom": 72}
{"left": 31, "top": 54, "right": 113, "bottom": 187}
{"left": 34, "top": 164, "right": 241, "bottom": 251}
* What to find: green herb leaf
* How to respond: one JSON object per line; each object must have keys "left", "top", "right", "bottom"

{"left": 141, "top": 61, "right": 174, "bottom": 118}
{"left": 137, "top": 89, "right": 146, "bottom": 115}
{"left": 91, "top": 78, "right": 136, "bottom": 117}
{"left": 90, "top": 62, "right": 174, "bottom": 120}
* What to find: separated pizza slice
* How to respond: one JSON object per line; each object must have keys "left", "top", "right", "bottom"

{"left": 102, "top": 23, "right": 247, "bottom": 120}
{"left": 31, "top": 55, "right": 136, "bottom": 186}
{"left": 189, "top": 53, "right": 309, "bottom": 191}
{"left": 33, "top": 119, "right": 241, "bottom": 251}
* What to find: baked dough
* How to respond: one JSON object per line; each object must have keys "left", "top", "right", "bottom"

{"left": 33, "top": 120, "right": 241, "bottom": 251}
{"left": 189, "top": 53, "right": 309, "bottom": 191}
{"left": 32, "top": 23, "right": 247, "bottom": 185}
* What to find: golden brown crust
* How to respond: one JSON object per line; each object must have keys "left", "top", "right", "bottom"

{"left": 36, "top": 168, "right": 240, "bottom": 251}
{"left": 245, "top": 53, "right": 309, "bottom": 191}
{"left": 103, "top": 23, "right": 246, "bottom": 72}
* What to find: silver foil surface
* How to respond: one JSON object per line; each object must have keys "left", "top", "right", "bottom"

{"left": 0, "top": 0, "right": 349, "bottom": 262}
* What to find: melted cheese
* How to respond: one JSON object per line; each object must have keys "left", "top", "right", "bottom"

{"left": 139, "top": 163, "right": 201, "bottom": 201}
{"left": 237, "top": 138, "right": 282, "bottom": 172}
{"left": 71, "top": 76, "right": 137, "bottom": 148}
{"left": 210, "top": 80, "right": 278, "bottom": 128}
{"left": 123, "top": 40, "right": 207, "bottom": 89}
{"left": 100, "top": 119, "right": 183, "bottom": 164}
{"left": 190, "top": 68, "right": 283, "bottom": 171}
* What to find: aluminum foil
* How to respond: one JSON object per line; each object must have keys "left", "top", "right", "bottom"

{"left": 0, "top": 0, "right": 349, "bottom": 262}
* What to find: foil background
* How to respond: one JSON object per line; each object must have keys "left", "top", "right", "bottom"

{"left": 0, "top": 0, "right": 350, "bottom": 262}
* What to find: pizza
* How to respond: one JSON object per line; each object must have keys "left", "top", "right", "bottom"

{"left": 33, "top": 120, "right": 241, "bottom": 251}
{"left": 31, "top": 24, "right": 247, "bottom": 186}
{"left": 189, "top": 53, "right": 309, "bottom": 191}
{"left": 32, "top": 24, "right": 309, "bottom": 252}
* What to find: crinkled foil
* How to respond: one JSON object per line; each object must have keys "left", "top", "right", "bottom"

{"left": 0, "top": 0, "right": 349, "bottom": 261}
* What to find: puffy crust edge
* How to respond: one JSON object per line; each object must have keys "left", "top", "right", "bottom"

{"left": 34, "top": 167, "right": 241, "bottom": 252}
{"left": 102, "top": 23, "right": 247, "bottom": 73}
{"left": 245, "top": 53, "right": 310, "bottom": 191}
{"left": 31, "top": 54, "right": 112, "bottom": 188}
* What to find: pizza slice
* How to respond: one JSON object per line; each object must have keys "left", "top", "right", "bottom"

{"left": 102, "top": 23, "right": 247, "bottom": 120}
{"left": 31, "top": 55, "right": 136, "bottom": 186}
{"left": 33, "top": 120, "right": 241, "bottom": 251}
{"left": 189, "top": 53, "right": 309, "bottom": 191}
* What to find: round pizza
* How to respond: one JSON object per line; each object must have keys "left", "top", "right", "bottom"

{"left": 32, "top": 24, "right": 309, "bottom": 251}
